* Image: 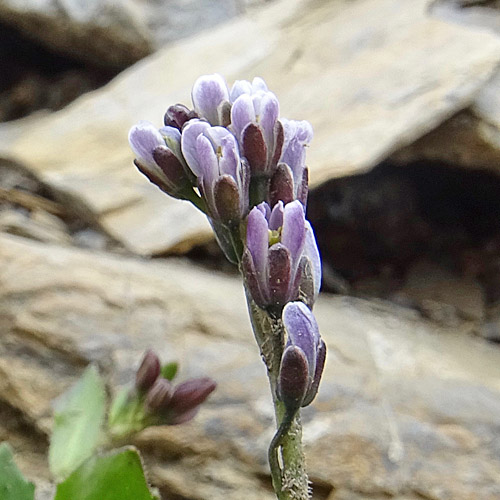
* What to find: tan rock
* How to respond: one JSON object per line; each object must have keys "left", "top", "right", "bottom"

{"left": 1, "top": 234, "right": 500, "bottom": 499}
{"left": 1, "top": 0, "right": 500, "bottom": 255}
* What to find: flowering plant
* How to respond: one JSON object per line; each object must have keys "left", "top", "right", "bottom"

{"left": 129, "top": 74, "right": 326, "bottom": 500}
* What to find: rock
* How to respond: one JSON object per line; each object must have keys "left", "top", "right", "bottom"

{"left": 1, "top": 234, "right": 500, "bottom": 499}
{"left": 1, "top": 0, "right": 500, "bottom": 255}
{"left": 396, "top": 259, "right": 485, "bottom": 324}
{"left": 0, "top": 209, "right": 72, "bottom": 245}
{"left": 0, "top": 0, "right": 153, "bottom": 70}
{"left": 0, "top": 0, "right": 266, "bottom": 72}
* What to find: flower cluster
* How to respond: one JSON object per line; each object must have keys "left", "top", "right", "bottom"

{"left": 129, "top": 74, "right": 325, "bottom": 412}
{"left": 109, "top": 350, "right": 216, "bottom": 439}
{"left": 136, "top": 350, "right": 216, "bottom": 425}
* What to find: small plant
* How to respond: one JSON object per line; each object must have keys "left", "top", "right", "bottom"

{"left": 0, "top": 351, "right": 215, "bottom": 500}
{"left": 129, "top": 74, "right": 326, "bottom": 500}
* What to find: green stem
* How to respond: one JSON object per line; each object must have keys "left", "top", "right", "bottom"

{"left": 245, "top": 296, "right": 310, "bottom": 500}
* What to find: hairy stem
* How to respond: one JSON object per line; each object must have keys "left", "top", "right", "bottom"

{"left": 245, "top": 298, "right": 310, "bottom": 500}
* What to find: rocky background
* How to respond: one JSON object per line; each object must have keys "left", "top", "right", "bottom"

{"left": 1, "top": 0, "right": 500, "bottom": 499}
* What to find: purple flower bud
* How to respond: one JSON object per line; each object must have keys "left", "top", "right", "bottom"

{"left": 136, "top": 350, "right": 161, "bottom": 392}
{"left": 230, "top": 77, "right": 269, "bottom": 102}
{"left": 230, "top": 82, "right": 281, "bottom": 174}
{"left": 169, "top": 377, "right": 217, "bottom": 416}
{"left": 164, "top": 103, "right": 198, "bottom": 129}
{"left": 145, "top": 378, "right": 174, "bottom": 412}
{"left": 278, "top": 302, "right": 326, "bottom": 409}
{"left": 129, "top": 120, "right": 165, "bottom": 169}
{"left": 129, "top": 121, "right": 193, "bottom": 198}
{"left": 244, "top": 200, "right": 309, "bottom": 308}
{"left": 191, "top": 74, "right": 230, "bottom": 125}
{"left": 181, "top": 119, "right": 249, "bottom": 223}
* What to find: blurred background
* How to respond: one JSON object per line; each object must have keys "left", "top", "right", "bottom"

{"left": 1, "top": 0, "right": 500, "bottom": 499}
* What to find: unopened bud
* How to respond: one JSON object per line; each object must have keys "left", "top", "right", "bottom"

{"left": 242, "top": 123, "right": 268, "bottom": 173}
{"left": 278, "top": 345, "right": 310, "bottom": 411}
{"left": 145, "top": 378, "right": 174, "bottom": 412}
{"left": 214, "top": 175, "right": 241, "bottom": 225}
{"left": 268, "top": 243, "right": 292, "bottom": 306}
{"left": 269, "top": 163, "right": 294, "bottom": 207}
{"left": 152, "top": 146, "right": 191, "bottom": 194}
{"left": 135, "top": 350, "right": 161, "bottom": 392}
{"left": 169, "top": 377, "right": 216, "bottom": 414}
{"left": 164, "top": 104, "right": 198, "bottom": 129}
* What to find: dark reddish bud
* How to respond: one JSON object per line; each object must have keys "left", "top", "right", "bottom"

{"left": 134, "top": 159, "right": 177, "bottom": 198}
{"left": 168, "top": 377, "right": 216, "bottom": 414}
{"left": 271, "top": 120, "right": 284, "bottom": 168}
{"left": 168, "top": 407, "right": 200, "bottom": 425}
{"left": 136, "top": 350, "right": 161, "bottom": 392}
{"left": 164, "top": 104, "right": 198, "bottom": 129}
{"left": 278, "top": 345, "right": 310, "bottom": 410}
{"left": 152, "top": 146, "right": 190, "bottom": 192}
{"left": 302, "top": 339, "right": 327, "bottom": 407}
{"left": 270, "top": 163, "right": 294, "bottom": 207}
{"left": 242, "top": 249, "right": 266, "bottom": 308}
{"left": 213, "top": 174, "right": 241, "bottom": 225}
{"left": 242, "top": 123, "right": 268, "bottom": 173}
{"left": 145, "top": 378, "right": 174, "bottom": 412}
{"left": 268, "top": 243, "right": 292, "bottom": 306}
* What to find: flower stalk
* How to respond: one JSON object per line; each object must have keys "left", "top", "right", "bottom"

{"left": 128, "top": 73, "right": 326, "bottom": 500}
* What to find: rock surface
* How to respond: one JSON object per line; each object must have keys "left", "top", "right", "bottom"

{"left": 1, "top": 233, "right": 500, "bottom": 500}
{"left": 2, "top": 0, "right": 500, "bottom": 254}
{"left": 0, "top": 0, "right": 262, "bottom": 71}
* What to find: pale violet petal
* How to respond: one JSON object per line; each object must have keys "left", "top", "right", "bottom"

{"left": 230, "top": 79, "right": 253, "bottom": 102}
{"left": 230, "top": 94, "right": 256, "bottom": 140}
{"left": 304, "top": 220, "right": 322, "bottom": 299}
{"left": 128, "top": 120, "right": 164, "bottom": 167}
{"left": 191, "top": 74, "right": 229, "bottom": 124}
{"left": 159, "top": 125, "right": 182, "bottom": 158}
{"left": 181, "top": 119, "right": 211, "bottom": 176}
{"left": 268, "top": 201, "right": 284, "bottom": 231}
{"left": 246, "top": 206, "right": 270, "bottom": 285}
{"left": 281, "top": 200, "right": 306, "bottom": 267}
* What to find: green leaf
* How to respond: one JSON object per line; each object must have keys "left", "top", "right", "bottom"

{"left": 0, "top": 442, "right": 35, "bottom": 500}
{"left": 160, "top": 361, "right": 178, "bottom": 381}
{"left": 54, "top": 447, "right": 159, "bottom": 500}
{"left": 49, "top": 364, "right": 106, "bottom": 481}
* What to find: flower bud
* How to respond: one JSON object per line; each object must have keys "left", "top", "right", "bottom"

{"left": 278, "top": 345, "right": 310, "bottom": 410}
{"left": 241, "top": 123, "right": 268, "bottom": 173}
{"left": 269, "top": 163, "right": 294, "bottom": 207}
{"left": 152, "top": 146, "right": 192, "bottom": 194}
{"left": 214, "top": 174, "right": 241, "bottom": 225}
{"left": 135, "top": 350, "right": 161, "bottom": 392}
{"left": 168, "top": 377, "right": 217, "bottom": 415}
{"left": 268, "top": 243, "right": 292, "bottom": 306}
{"left": 164, "top": 104, "right": 198, "bottom": 129}
{"left": 278, "top": 302, "right": 326, "bottom": 411}
{"left": 145, "top": 378, "right": 174, "bottom": 412}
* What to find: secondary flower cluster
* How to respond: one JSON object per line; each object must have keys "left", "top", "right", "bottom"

{"left": 129, "top": 74, "right": 325, "bottom": 412}
{"left": 136, "top": 350, "right": 216, "bottom": 425}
